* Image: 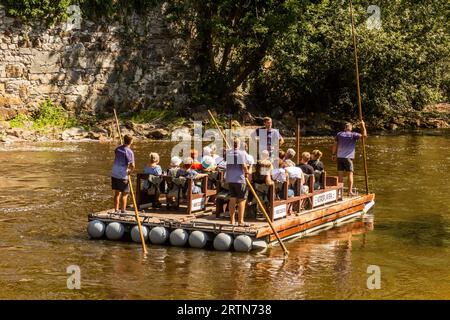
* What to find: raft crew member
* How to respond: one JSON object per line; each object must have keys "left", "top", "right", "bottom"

{"left": 332, "top": 121, "right": 367, "bottom": 196}
{"left": 251, "top": 117, "right": 284, "bottom": 159}
{"left": 298, "top": 152, "right": 315, "bottom": 175}
{"left": 226, "top": 138, "right": 250, "bottom": 226}
{"left": 309, "top": 149, "right": 324, "bottom": 171}
{"left": 111, "top": 134, "right": 135, "bottom": 214}
{"left": 143, "top": 152, "right": 163, "bottom": 208}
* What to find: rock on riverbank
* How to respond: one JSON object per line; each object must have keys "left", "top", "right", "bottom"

{"left": 1, "top": 104, "right": 449, "bottom": 143}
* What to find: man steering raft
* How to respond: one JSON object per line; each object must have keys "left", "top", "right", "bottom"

{"left": 251, "top": 117, "right": 284, "bottom": 160}
{"left": 226, "top": 138, "right": 250, "bottom": 226}
{"left": 111, "top": 134, "right": 135, "bottom": 213}
{"left": 332, "top": 121, "right": 367, "bottom": 196}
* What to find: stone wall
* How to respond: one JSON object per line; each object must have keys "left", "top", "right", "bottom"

{"left": 0, "top": 4, "right": 199, "bottom": 120}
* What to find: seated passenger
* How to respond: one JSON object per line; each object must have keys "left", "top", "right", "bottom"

{"left": 251, "top": 159, "right": 274, "bottom": 205}
{"left": 298, "top": 152, "right": 315, "bottom": 175}
{"left": 201, "top": 155, "right": 218, "bottom": 189}
{"left": 271, "top": 163, "right": 288, "bottom": 199}
{"left": 283, "top": 160, "right": 303, "bottom": 196}
{"left": 144, "top": 152, "right": 163, "bottom": 176}
{"left": 284, "top": 148, "right": 296, "bottom": 163}
{"left": 215, "top": 148, "right": 227, "bottom": 170}
{"left": 143, "top": 152, "right": 163, "bottom": 208}
{"left": 166, "top": 156, "right": 182, "bottom": 208}
{"left": 253, "top": 159, "right": 274, "bottom": 186}
{"left": 202, "top": 145, "right": 212, "bottom": 158}
{"left": 209, "top": 144, "right": 221, "bottom": 162}
{"left": 190, "top": 149, "right": 203, "bottom": 171}
{"left": 167, "top": 156, "right": 182, "bottom": 177}
{"left": 176, "top": 157, "right": 207, "bottom": 194}
{"left": 260, "top": 149, "right": 270, "bottom": 161}
{"left": 279, "top": 150, "right": 286, "bottom": 161}
{"left": 284, "top": 160, "right": 308, "bottom": 194}
{"left": 309, "top": 149, "right": 324, "bottom": 171}
{"left": 201, "top": 155, "right": 216, "bottom": 172}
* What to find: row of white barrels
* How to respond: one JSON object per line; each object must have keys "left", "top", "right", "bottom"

{"left": 87, "top": 220, "right": 267, "bottom": 252}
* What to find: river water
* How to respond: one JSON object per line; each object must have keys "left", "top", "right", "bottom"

{"left": 0, "top": 131, "right": 449, "bottom": 299}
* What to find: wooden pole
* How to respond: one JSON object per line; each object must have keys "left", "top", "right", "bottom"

{"left": 113, "top": 109, "right": 148, "bottom": 254}
{"left": 207, "top": 109, "right": 289, "bottom": 256}
{"left": 349, "top": 0, "right": 369, "bottom": 194}
{"left": 296, "top": 118, "right": 301, "bottom": 165}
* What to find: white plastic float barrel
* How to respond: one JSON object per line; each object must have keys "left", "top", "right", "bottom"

{"left": 105, "top": 222, "right": 125, "bottom": 240}
{"left": 87, "top": 220, "right": 105, "bottom": 239}
{"left": 213, "top": 233, "right": 233, "bottom": 251}
{"left": 252, "top": 239, "right": 268, "bottom": 251}
{"left": 169, "top": 228, "right": 189, "bottom": 247}
{"left": 149, "top": 226, "right": 169, "bottom": 244}
{"left": 131, "top": 225, "right": 149, "bottom": 243}
{"left": 189, "top": 231, "right": 210, "bottom": 249}
{"left": 233, "top": 235, "right": 253, "bottom": 252}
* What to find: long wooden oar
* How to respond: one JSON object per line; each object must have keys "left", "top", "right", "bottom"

{"left": 349, "top": 0, "right": 369, "bottom": 194}
{"left": 207, "top": 110, "right": 289, "bottom": 256}
{"left": 113, "top": 109, "right": 148, "bottom": 254}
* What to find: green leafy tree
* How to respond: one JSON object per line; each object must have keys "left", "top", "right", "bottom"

{"left": 253, "top": 0, "right": 450, "bottom": 120}
{"left": 165, "top": 0, "right": 309, "bottom": 111}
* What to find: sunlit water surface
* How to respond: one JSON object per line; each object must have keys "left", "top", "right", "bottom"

{"left": 0, "top": 131, "right": 449, "bottom": 299}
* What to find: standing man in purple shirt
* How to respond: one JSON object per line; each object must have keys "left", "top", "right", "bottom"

{"left": 332, "top": 121, "right": 367, "bottom": 195}
{"left": 111, "top": 135, "right": 135, "bottom": 213}
{"left": 251, "top": 117, "right": 284, "bottom": 160}
{"left": 225, "top": 138, "right": 250, "bottom": 226}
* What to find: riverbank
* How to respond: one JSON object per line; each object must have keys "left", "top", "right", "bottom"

{"left": 1, "top": 104, "right": 448, "bottom": 143}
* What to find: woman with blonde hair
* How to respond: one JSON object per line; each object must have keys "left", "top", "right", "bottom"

{"left": 143, "top": 152, "right": 163, "bottom": 208}
{"left": 309, "top": 149, "right": 324, "bottom": 172}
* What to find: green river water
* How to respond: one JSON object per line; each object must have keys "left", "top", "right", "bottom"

{"left": 0, "top": 131, "right": 449, "bottom": 299}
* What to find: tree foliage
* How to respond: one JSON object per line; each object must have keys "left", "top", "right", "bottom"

{"left": 253, "top": 0, "right": 450, "bottom": 119}
{"left": 0, "top": 0, "right": 157, "bottom": 24}
{"left": 2, "top": 0, "right": 449, "bottom": 121}
{"left": 165, "top": 0, "right": 308, "bottom": 111}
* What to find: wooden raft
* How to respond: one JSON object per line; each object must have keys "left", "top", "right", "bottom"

{"left": 89, "top": 193, "right": 375, "bottom": 242}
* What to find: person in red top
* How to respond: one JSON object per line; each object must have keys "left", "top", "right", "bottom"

{"left": 190, "top": 149, "right": 203, "bottom": 170}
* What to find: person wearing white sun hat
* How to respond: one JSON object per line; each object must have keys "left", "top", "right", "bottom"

{"left": 201, "top": 155, "right": 216, "bottom": 171}
{"left": 168, "top": 156, "right": 182, "bottom": 177}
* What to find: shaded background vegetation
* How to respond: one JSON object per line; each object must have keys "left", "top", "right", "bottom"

{"left": 2, "top": 0, "right": 449, "bottom": 124}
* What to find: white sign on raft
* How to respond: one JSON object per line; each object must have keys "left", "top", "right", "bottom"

{"left": 312, "top": 190, "right": 337, "bottom": 207}
{"left": 273, "top": 204, "right": 287, "bottom": 220}
{"left": 191, "top": 198, "right": 205, "bottom": 212}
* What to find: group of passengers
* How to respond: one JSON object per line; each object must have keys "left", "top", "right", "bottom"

{"left": 111, "top": 116, "right": 366, "bottom": 226}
